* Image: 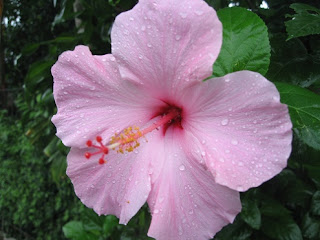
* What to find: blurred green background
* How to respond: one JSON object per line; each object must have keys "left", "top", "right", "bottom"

{"left": 1, "top": 0, "right": 320, "bottom": 239}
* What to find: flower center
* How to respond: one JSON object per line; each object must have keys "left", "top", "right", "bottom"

{"left": 84, "top": 105, "right": 182, "bottom": 164}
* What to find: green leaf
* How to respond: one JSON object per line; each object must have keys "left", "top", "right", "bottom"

{"left": 25, "top": 60, "right": 55, "bottom": 90}
{"left": 50, "top": 155, "right": 67, "bottom": 185}
{"left": 285, "top": 3, "right": 320, "bottom": 40}
{"left": 213, "top": 7, "right": 270, "bottom": 77}
{"left": 214, "top": 217, "right": 252, "bottom": 240}
{"left": 302, "top": 212, "right": 320, "bottom": 239}
{"left": 260, "top": 197, "right": 291, "bottom": 218}
{"left": 21, "top": 43, "right": 40, "bottom": 55}
{"left": 311, "top": 191, "right": 320, "bottom": 216}
{"left": 63, "top": 221, "right": 99, "bottom": 240}
{"left": 266, "top": 34, "right": 320, "bottom": 87}
{"left": 240, "top": 196, "right": 261, "bottom": 230}
{"left": 261, "top": 216, "right": 303, "bottom": 240}
{"left": 102, "top": 215, "right": 118, "bottom": 237}
{"left": 275, "top": 82, "right": 320, "bottom": 150}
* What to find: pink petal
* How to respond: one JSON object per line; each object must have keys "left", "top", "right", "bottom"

{"left": 111, "top": 0, "right": 222, "bottom": 98}
{"left": 51, "top": 45, "right": 162, "bottom": 148}
{"left": 147, "top": 128, "right": 241, "bottom": 240}
{"left": 67, "top": 143, "right": 152, "bottom": 224}
{"left": 182, "top": 71, "right": 292, "bottom": 192}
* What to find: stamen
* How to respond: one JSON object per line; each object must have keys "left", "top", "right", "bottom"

{"left": 84, "top": 107, "right": 181, "bottom": 164}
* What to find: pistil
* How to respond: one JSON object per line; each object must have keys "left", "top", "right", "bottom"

{"left": 84, "top": 107, "right": 181, "bottom": 164}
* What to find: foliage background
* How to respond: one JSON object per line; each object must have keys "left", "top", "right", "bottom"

{"left": 1, "top": 0, "right": 319, "bottom": 239}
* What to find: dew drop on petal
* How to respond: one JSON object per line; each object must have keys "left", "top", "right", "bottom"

{"left": 273, "top": 96, "right": 280, "bottom": 101}
{"left": 194, "top": 10, "right": 203, "bottom": 15}
{"left": 237, "top": 186, "right": 244, "bottom": 191}
{"left": 175, "top": 35, "right": 181, "bottom": 41}
{"left": 221, "top": 119, "right": 229, "bottom": 126}
{"left": 179, "top": 165, "right": 186, "bottom": 171}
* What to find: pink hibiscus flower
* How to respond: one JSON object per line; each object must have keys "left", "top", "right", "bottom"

{"left": 51, "top": 0, "right": 292, "bottom": 239}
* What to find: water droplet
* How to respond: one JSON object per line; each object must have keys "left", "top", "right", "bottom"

{"left": 154, "top": 209, "right": 159, "bottom": 214}
{"left": 195, "top": 10, "right": 203, "bottom": 15}
{"left": 201, "top": 140, "right": 206, "bottom": 145}
{"left": 231, "top": 139, "right": 238, "bottom": 145}
{"left": 273, "top": 96, "right": 279, "bottom": 101}
{"left": 201, "top": 151, "right": 206, "bottom": 157}
{"left": 221, "top": 119, "right": 229, "bottom": 126}
{"left": 179, "top": 165, "right": 186, "bottom": 171}
{"left": 237, "top": 186, "right": 244, "bottom": 191}
{"left": 141, "top": 25, "right": 146, "bottom": 31}
{"left": 175, "top": 35, "right": 181, "bottom": 41}
{"left": 219, "top": 158, "right": 225, "bottom": 163}
{"left": 225, "top": 78, "right": 230, "bottom": 82}
{"left": 188, "top": 209, "right": 194, "bottom": 214}
{"left": 110, "top": 56, "right": 115, "bottom": 61}
{"left": 147, "top": 43, "right": 152, "bottom": 48}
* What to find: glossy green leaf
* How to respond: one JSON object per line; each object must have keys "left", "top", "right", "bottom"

{"left": 275, "top": 82, "right": 320, "bottom": 150}
{"left": 240, "top": 197, "right": 261, "bottom": 230}
{"left": 285, "top": 3, "right": 320, "bottom": 40}
{"left": 25, "top": 60, "right": 55, "bottom": 89}
{"left": 266, "top": 34, "right": 320, "bottom": 87}
{"left": 213, "top": 7, "right": 270, "bottom": 77}
{"left": 261, "top": 216, "right": 303, "bottom": 240}
{"left": 63, "top": 221, "right": 99, "bottom": 240}
{"left": 302, "top": 212, "right": 320, "bottom": 239}
{"left": 21, "top": 43, "right": 40, "bottom": 55}
{"left": 50, "top": 155, "right": 67, "bottom": 185}
{"left": 311, "top": 191, "right": 320, "bottom": 216}
{"left": 214, "top": 217, "right": 252, "bottom": 240}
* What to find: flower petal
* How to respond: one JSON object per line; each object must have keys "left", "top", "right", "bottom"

{"left": 182, "top": 71, "right": 292, "bottom": 192}
{"left": 147, "top": 129, "right": 241, "bottom": 240}
{"left": 67, "top": 143, "right": 152, "bottom": 224}
{"left": 51, "top": 45, "right": 162, "bottom": 148}
{"left": 111, "top": 0, "right": 222, "bottom": 97}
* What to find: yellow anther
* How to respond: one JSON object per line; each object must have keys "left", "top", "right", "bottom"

{"left": 110, "top": 126, "right": 143, "bottom": 154}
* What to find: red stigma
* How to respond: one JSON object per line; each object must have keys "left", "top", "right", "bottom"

{"left": 84, "top": 136, "right": 109, "bottom": 164}
{"left": 86, "top": 140, "right": 92, "bottom": 147}
{"left": 96, "top": 136, "right": 102, "bottom": 142}
{"left": 103, "top": 147, "right": 109, "bottom": 154}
